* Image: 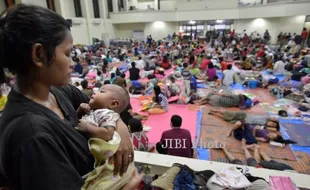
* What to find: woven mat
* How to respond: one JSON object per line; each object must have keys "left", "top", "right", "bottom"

{"left": 199, "top": 109, "right": 297, "bottom": 161}
{"left": 210, "top": 149, "right": 310, "bottom": 174}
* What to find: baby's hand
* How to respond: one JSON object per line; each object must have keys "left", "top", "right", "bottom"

{"left": 79, "top": 103, "right": 91, "bottom": 114}
{"left": 76, "top": 120, "right": 96, "bottom": 134}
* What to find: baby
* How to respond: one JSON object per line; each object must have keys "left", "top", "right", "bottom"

{"left": 76, "top": 84, "right": 137, "bottom": 190}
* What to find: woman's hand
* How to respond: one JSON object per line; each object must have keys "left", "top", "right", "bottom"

{"left": 112, "top": 119, "right": 134, "bottom": 176}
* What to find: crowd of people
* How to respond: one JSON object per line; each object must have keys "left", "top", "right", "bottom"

{"left": 0, "top": 4, "right": 309, "bottom": 190}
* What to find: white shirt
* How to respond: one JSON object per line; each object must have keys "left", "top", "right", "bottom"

{"left": 135, "top": 59, "right": 145, "bottom": 70}
{"left": 222, "top": 69, "right": 236, "bottom": 86}
{"left": 273, "top": 60, "right": 286, "bottom": 75}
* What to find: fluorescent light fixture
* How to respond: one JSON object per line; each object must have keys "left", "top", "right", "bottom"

{"left": 189, "top": 20, "right": 196, "bottom": 24}
{"left": 216, "top": 20, "right": 223, "bottom": 23}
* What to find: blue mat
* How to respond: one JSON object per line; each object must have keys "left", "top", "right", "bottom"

{"left": 280, "top": 120, "right": 310, "bottom": 155}
{"left": 197, "top": 83, "right": 208, "bottom": 89}
{"left": 262, "top": 70, "right": 286, "bottom": 82}
{"left": 195, "top": 110, "right": 210, "bottom": 160}
{"left": 231, "top": 83, "right": 247, "bottom": 90}
{"left": 216, "top": 71, "right": 223, "bottom": 79}
{"left": 197, "top": 148, "right": 210, "bottom": 160}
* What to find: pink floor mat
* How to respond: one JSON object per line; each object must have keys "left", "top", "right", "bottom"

{"left": 130, "top": 97, "right": 197, "bottom": 144}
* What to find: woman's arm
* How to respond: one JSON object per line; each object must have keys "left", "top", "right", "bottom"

{"left": 113, "top": 119, "right": 134, "bottom": 176}
{"left": 256, "top": 137, "right": 268, "bottom": 142}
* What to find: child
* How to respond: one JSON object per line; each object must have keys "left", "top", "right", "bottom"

{"left": 168, "top": 76, "right": 181, "bottom": 97}
{"left": 76, "top": 84, "right": 136, "bottom": 190}
{"left": 182, "top": 63, "right": 192, "bottom": 96}
{"left": 129, "top": 118, "right": 149, "bottom": 151}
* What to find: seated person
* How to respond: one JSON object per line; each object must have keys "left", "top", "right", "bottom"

{"left": 129, "top": 118, "right": 148, "bottom": 151}
{"left": 113, "top": 73, "right": 127, "bottom": 88}
{"left": 167, "top": 77, "right": 181, "bottom": 97}
{"left": 76, "top": 84, "right": 137, "bottom": 190}
{"left": 273, "top": 57, "right": 286, "bottom": 75}
{"left": 161, "top": 56, "right": 171, "bottom": 70}
{"left": 222, "top": 64, "right": 236, "bottom": 86}
{"left": 129, "top": 62, "right": 140, "bottom": 81}
{"left": 240, "top": 56, "right": 253, "bottom": 70}
{"left": 196, "top": 91, "right": 252, "bottom": 109}
{"left": 145, "top": 74, "right": 159, "bottom": 95}
{"left": 156, "top": 115, "right": 193, "bottom": 158}
{"left": 81, "top": 80, "right": 93, "bottom": 97}
{"left": 148, "top": 85, "right": 169, "bottom": 115}
{"left": 206, "top": 62, "right": 217, "bottom": 81}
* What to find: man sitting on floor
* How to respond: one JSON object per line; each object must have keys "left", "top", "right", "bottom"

{"left": 156, "top": 115, "right": 193, "bottom": 158}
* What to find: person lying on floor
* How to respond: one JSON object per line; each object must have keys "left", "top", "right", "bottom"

{"left": 221, "top": 139, "right": 295, "bottom": 172}
{"left": 226, "top": 119, "right": 296, "bottom": 145}
{"left": 209, "top": 109, "right": 280, "bottom": 131}
{"left": 195, "top": 90, "right": 252, "bottom": 109}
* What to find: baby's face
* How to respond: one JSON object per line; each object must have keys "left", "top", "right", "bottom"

{"left": 89, "top": 85, "right": 120, "bottom": 111}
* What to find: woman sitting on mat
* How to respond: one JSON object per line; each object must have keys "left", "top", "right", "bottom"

{"left": 195, "top": 90, "right": 252, "bottom": 109}
{"left": 209, "top": 109, "right": 280, "bottom": 132}
{"left": 148, "top": 85, "right": 169, "bottom": 114}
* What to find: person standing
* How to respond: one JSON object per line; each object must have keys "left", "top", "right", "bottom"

{"left": 301, "top": 27, "right": 309, "bottom": 46}
{"left": 156, "top": 115, "right": 193, "bottom": 158}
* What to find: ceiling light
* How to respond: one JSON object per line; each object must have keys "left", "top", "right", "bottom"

{"left": 216, "top": 20, "right": 223, "bottom": 23}
{"left": 189, "top": 20, "right": 196, "bottom": 24}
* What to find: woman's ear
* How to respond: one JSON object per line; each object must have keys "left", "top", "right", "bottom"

{"left": 31, "top": 43, "right": 46, "bottom": 67}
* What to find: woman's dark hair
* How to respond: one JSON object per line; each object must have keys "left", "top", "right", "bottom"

{"left": 273, "top": 135, "right": 296, "bottom": 145}
{"left": 153, "top": 85, "right": 161, "bottom": 104}
{"left": 81, "top": 80, "right": 88, "bottom": 89}
{"left": 0, "top": 4, "right": 71, "bottom": 83}
{"left": 267, "top": 120, "right": 280, "bottom": 131}
{"left": 208, "top": 62, "right": 214, "bottom": 69}
{"left": 104, "top": 80, "right": 110, "bottom": 85}
{"left": 278, "top": 110, "right": 288, "bottom": 117}
{"left": 128, "top": 118, "right": 143, "bottom": 133}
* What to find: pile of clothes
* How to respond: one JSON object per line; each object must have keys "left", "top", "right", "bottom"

{"left": 136, "top": 163, "right": 299, "bottom": 190}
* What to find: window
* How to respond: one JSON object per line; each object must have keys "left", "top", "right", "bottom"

{"left": 107, "top": 0, "right": 113, "bottom": 12}
{"left": 73, "top": 0, "right": 83, "bottom": 17}
{"left": 92, "top": 0, "right": 100, "bottom": 18}
{"left": 4, "top": 0, "right": 15, "bottom": 8}
{"left": 46, "top": 0, "right": 56, "bottom": 11}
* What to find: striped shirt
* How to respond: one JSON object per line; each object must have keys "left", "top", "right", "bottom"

{"left": 182, "top": 69, "right": 191, "bottom": 80}
{"left": 159, "top": 93, "right": 169, "bottom": 111}
{"left": 206, "top": 92, "right": 240, "bottom": 107}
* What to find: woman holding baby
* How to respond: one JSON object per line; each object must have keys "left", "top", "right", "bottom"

{"left": 0, "top": 5, "right": 141, "bottom": 190}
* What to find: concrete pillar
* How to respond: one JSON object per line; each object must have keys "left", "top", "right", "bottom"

{"left": 80, "top": 0, "right": 92, "bottom": 44}
{"left": 113, "top": 0, "right": 119, "bottom": 12}
{"left": 125, "top": 0, "right": 129, "bottom": 11}
{"left": 154, "top": 0, "right": 158, "bottom": 10}
{"left": 263, "top": 0, "right": 268, "bottom": 5}
{"left": 102, "top": 0, "right": 110, "bottom": 46}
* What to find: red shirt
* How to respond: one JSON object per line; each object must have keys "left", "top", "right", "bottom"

{"left": 301, "top": 31, "right": 308, "bottom": 39}
{"left": 221, "top": 61, "right": 227, "bottom": 71}
{"left": 257, "top": 49, "right": 264, "bottom": 58}
{"left": 201, "top": 59, "right": 210, "bottom": 70}
{"left": 162, "top": 60, "right": 170, "bottom": 69}
{"left": 160, "top": 128, "right": 192, "bottom": 158}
